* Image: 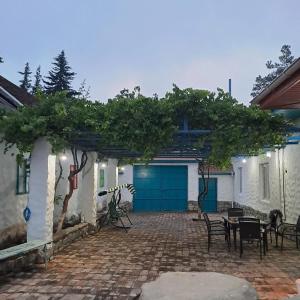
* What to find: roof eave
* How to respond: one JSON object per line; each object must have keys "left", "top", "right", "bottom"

{"left": 251, "top": 57, "right": 300, "bottom": 106}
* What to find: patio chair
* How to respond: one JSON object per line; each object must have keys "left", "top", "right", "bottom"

{"left": 279, "top": 216, "right": 300, "bottom": 250}
{"left": 203, "top": 213, "right": 230, "bottom": 252}
{"left": 239, "top": 217, "right": 264, "bottom": 259}
{"left": 228, "top": 208, "right": 244, "bottom": 217}
{"left": 268, "top": 209, "right": 283, "bottom": 247}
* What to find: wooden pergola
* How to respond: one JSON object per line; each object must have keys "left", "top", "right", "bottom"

{"left": 71, "top": 129, "right": 212, "bottom": 159}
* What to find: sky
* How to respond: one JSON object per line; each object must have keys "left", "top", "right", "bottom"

{"left": 1, "top": 0, "right": 299, "bottom": 104}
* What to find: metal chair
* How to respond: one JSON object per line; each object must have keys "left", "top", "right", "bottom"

{"left": 239, "top": 217, "right": 264, "bottom": 259}
{"left": 203, "top": 213, "right": 230, "bottom": 252}
{"left": 268, "top": 209, "right": 283, "bottom": 247}
{"left": 228, "top": 208, "right": 244, "bottom": 217}
{"left": 279, "top": 216, "right": 300, "bottom": 250}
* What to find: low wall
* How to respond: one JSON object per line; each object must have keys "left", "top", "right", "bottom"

{"left": 188, "top": 200, "right": 232, "bottom": 213}
{"left": 217, "top": 201, "right": 232, "bottom": 212}
{"left": 233, "top": 202, "right": 268, "bottom": 221}
{"left": 0, "top": 222, "right": 95, "bottom": 275}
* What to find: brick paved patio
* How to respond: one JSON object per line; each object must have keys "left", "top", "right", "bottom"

{"left": 0, "top": 213, "right": 299, "bottom": 300}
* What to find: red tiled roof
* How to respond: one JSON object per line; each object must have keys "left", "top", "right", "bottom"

{"left": 0, "top": 75, "right": 36, "bottom": 106}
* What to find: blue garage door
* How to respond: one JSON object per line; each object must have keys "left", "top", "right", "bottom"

{"left": 199, "top": 178, "right": 217, "bottom": 212}
{"left": 133, "top": 165, "right": 188, "bottom": 212}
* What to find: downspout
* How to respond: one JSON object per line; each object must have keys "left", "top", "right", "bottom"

{"left": 277, "top": 149, "right": 282, "bottom": 212}
{"left": 282, "top": 148, "right": 286, "bottom": 221}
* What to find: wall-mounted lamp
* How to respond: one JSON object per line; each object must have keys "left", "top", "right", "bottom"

{"left": 266, "top": 151, "right": 271, "bottom": 158}
{"left": 60, "top": 151, "right": 67, "bottom": 161}
{"left": 118, "top": 166, "right": 125, "bottom": 174}
{"left": 101, "top": 163, "right": 107, "bottom": 168}
{"left": 242, "top": 158, "right": 247, "bottom": 164}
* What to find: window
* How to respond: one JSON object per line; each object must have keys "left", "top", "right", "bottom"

{"left": 99, "top": 169, "right": 105, "bottom": 188}
{"left": 16, "top": 159, "right": 30, "bottom": 194}
{"left": 260, "top": 163, "right": 270, "bottom": 200}
{"left": 238, "top": 167, "right": 243, "bottom": 193}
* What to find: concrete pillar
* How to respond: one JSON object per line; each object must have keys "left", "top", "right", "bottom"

{"left": 27, "top": 138, "right": 56, "bottom": 242}
{"left": 107, "top": 159, "right": 118, "bottom": 202}
{"left": 80, "top": 152, "right": 98, "bottom": 225}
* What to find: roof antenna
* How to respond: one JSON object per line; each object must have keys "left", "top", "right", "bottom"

{"left": 228, "top": 78, "right": 232, "bottom": 96}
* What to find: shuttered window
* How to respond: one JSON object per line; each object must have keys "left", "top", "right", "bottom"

{"left": 16, "top": 159, "right": 30, "bottom": 195}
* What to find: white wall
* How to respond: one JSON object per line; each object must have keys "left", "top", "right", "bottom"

{"left": 53, "top": 151, "right": 108, "bottom": 223}
{"left": 0, "top": 143, "right": 27, "bottom": 244}
{"left": 232, "top": 144, "right": 300, "bottom": 223}
{"left": 212, "top": 175, "right": 234, "bottom": 203}
{"left": 53, "top": 150, "right": 83, "bottom": 224}
{"left": 118, "top": 164, "right": 133, "bottom": 204}
{"left": 95, "top": 159, "right": 119, "bottom": 211}
{"left": 279, "top": 144, "right": 300, "bottom": 223}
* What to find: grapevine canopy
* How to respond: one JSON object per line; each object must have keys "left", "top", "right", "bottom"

{"left": 0, "top": 85, "right": 289, "bottom": 168}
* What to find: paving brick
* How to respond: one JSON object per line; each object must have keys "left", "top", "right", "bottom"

{"left": 0, "top": 213, "right": 299, "bottom": 299}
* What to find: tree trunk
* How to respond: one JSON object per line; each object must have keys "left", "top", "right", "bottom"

{"left": 55, "top": 149, "right": 88, "bottom": 233}
{"left": 56, "top": 177, "right": 75, "bottom": 232}
{"left": 194, "top": 160, "right": 210, "bottom": 221}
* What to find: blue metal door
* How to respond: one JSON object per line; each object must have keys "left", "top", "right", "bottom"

{"left": 133, "top": 165, "right": 188, "bottom": 212}
{"left": 199, "top": 178, "right": 217, "bottom": 212}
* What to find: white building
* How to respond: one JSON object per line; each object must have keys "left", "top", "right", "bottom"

{"left": 0, "top": 76, "right": 36, "bottom": 248}
{"left": 232, "top": 58, "right": 300, "bottom": 223}
{"left": 118, "top": 159, "right": 233, "bottom": 213}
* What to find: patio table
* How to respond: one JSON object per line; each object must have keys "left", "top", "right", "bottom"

{"left": 222, "top": 215, "right": 268, "bottom": 251}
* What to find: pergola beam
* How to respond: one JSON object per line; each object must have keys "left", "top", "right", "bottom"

{"left": 70, "top": 129, "right": 211, "bottom": 159}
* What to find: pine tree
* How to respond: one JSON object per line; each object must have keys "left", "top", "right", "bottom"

{"left": 251, "top": 45, "right": 295, "bottom": 97}
{"left": 32, "top": 66, "right": 43, "bottom": 94}
{"left": 19, "top": 62, "right": 32, "bottom": 91}
{"left": 77, "top": 79, "right": 91, "bottom": 99}
{"left": 43, "top": 50, "right": 76, "bottom": 95}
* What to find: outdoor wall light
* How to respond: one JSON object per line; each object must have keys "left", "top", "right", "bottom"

{"left": 120, "top": 166, "right": 125, "bottom": 171}
{"left": 101, "top": 163, "right": 107, "bottom": 168}
{"left": 242, "top": 158, "right": 247, "bottom": 164}
{"left": 60, "top": 154, "right": 67, "bottom": 161}
{"left": 266, "top": 151, "right": 271, "bottom": 158}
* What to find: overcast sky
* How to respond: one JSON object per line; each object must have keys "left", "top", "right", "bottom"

{"left": 1, "top": 0, "right": 299, "bottom": 104}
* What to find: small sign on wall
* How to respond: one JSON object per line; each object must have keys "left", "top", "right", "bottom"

{"left": 70, "top": 165, "right": 78, "bottom": 189}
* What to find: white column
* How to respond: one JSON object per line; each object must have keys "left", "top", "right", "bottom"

{"left": 188, "top": 164, "right": 198, "bottom": 202}
{"left": 27, "top": 138, "right": 56, "bottom": 242}
{"left": 80, "top": 152, "right": 98, "bottom": 225}
{"left": 107, "top": 159, "right": 118, "bottom": 202}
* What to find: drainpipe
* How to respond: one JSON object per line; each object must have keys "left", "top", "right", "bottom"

{"left": 277, "top": 149, "right": 282, "bottom": 212}
{"left": 282, "top": 148, "right": 286, "bottom": 221}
